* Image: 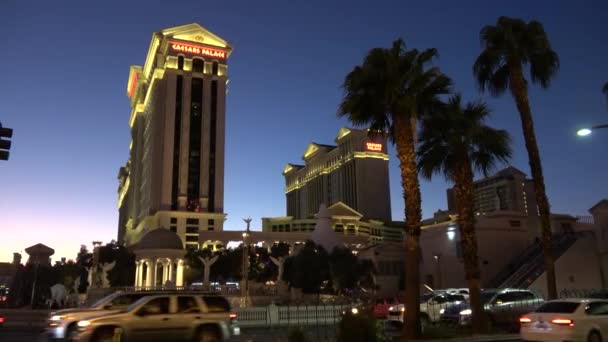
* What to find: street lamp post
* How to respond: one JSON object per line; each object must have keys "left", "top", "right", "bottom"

{"left": 577, "top": 124, "right": 608, "bottom": 137}
{"left": 242, "top": 218, "right": 252, "bottom": 306}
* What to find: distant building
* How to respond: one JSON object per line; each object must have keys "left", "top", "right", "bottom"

{"left": 25, "top": 244, "right": 54, "bottom": 265}
{"left": 283, "top": 127, "right": 391, "bottom": 221}
{"left": 0, "top": 253, "right": 21, "bottom": 288}
{"left": 419, "top": 196, "right": 608, "bottom": 294}
{"left": 447, "top": 166, "right": 538, "bottom": 215}
{"left": 117, "top": 23, "right": 233, "bottom": 250}
{"left": 262, "top": 202, "right": 403, "bottom": 244}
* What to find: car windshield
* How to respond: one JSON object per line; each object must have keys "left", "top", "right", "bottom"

{"left": 90, "top": 293, "right": 121, "bottom": 308}
{"left": 126, "top": 295, "right": 157, "bottom": 312}
{"left": 420, "top": 293, "right": 434, "bottom": 303}
{"left": 536, "top": 301, "right": 580, "bottom": 313}
{"left": 480, "top": 291, "right": 498, "bottom": 304}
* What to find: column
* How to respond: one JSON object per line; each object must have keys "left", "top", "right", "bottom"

{"left": 163, "top": 260, "right": 171, "bottom": 284}
{"left": 176, "top": 259, "right": 184, "bottom": 287}
{"left": 134, "top": 261, "right": 141, "bottom": 287}
{"left": 167, "top": 261, "right": 174, "bottom": 282}
{"left": 145, "top": 260, "right": 153, "bottom": 288}
{"left": 151, "top": 259, "right": 158, "bottom": 287}
{"left": 162, "top": 261, "right": 168, "bottom": 284}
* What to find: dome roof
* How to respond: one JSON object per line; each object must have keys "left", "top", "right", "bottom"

{"left": 137, "top": 229, "right": 184, "bottom": 250}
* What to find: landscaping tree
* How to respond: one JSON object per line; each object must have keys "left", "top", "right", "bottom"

{"left": 417, "top": 94, "right": 512, "bottom": 333}
{"left": 98, "top": 240, "right": 135, "bottom": 287}
{"left": 339, "top": 38, "right": 451, "bottom": 338}
{"left": 474, "top": 16, "right": 560, "bottom": 298}
{"left": 284, "top": 241, "right": 330, "bottom": 293}
{"left": 75, "top": 245, "right": 92, "bottom": 292}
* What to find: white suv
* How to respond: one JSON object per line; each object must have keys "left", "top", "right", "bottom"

{"left": 74, "top": 294, "right": 239, "bottom": 342}
{"left": 47, "top": 291, "right": 153, "bottom": 340}
{"left": 387, "top": 293, "right": 467, "bottom": 326}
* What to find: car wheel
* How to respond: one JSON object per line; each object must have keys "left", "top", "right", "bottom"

{"left": 65, "top": 324, "right": 78, "bottom": 341}
{"left": 197, "top": 328, "right": 221, "bottom": 342}
{"left": 420, "top": 315, "right": 430, "bottom": 334}
{"left": 93, "top": 327, "right": 122, "bottom": 342}
{"left": 588, "top": 331, "right": 602, "bottom": 342}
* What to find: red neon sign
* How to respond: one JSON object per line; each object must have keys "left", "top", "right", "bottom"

{"left": 170, "top": 42, "right": 226, "bottom": 59}
{"left": 128, "top": 72, "right": 138, "bottom": 98}
{"left": 366, "top": 142, "right": 383, "bottom": 151}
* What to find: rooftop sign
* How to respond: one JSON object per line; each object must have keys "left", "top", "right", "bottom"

{"left": 170, "top": 42, "right": 226, "bottom": 59}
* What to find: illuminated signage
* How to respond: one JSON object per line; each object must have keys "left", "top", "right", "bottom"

{"left": 170, "top": 42, "right": 226, "bottom": 59}
{"left": 128, "top": 72, "right": 138, "bottom": 98}
{"left": 366, "top": 142, "right": 383, "bottom": 152}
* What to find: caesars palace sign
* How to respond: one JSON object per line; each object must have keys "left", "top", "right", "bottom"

{"left": 170, "top": 42, "right": 226, "bottom": 59}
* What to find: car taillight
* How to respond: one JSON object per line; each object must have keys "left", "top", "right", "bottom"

{"left": 0, "top": 316, "right": 4, "bottom": 323}
{"left": 229, "top": 312, "right": 237, "bottom": 319}
{"left": 551, "top": 318, "right": 574, "bottom": 326}
{"left": 519, "top": 317, "right": 532, "bottom": 324}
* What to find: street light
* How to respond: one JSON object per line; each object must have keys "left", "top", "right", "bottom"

{"left": 577, "top": 124, "right": 608, "bottom": 137}
{"left": 242, "top": 218, "right": 252, "bottom": 306}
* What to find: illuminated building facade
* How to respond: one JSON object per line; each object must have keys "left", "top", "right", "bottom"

{"left": 262, "top": 202, "right": 403, "bottom": 244}
{"left": 283, "top": 128, "right": 392, "bottom": 221}
{"left": 117, "top": 23, "right": 232, "bottom": 249}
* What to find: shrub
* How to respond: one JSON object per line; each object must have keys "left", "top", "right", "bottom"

{"left": 288, "top": 327, "right": 309, "bottom": 342}
{"left": 337, "top": 312, "right": 376, "bottom": 342}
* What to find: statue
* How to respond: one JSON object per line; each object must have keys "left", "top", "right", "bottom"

{"left": 86, "top": 261, "right": 116, "bottom": 289}
{"left": 269, "top": 256, "right": 286, "bottom": 284}
{"left": 48, "top": 284, "right": 67, "bottom": 309}
{"left": 100, "top": 261, "right": 116, "bottom": 288}
{"left": 198, "top": 255, "right": 218, "bottom": 287}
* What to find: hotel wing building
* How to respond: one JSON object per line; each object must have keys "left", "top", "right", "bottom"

{"left": 117, "top": 24, "right": 232, "bottom": 249}
{"left": 283, "top": 128, "right": 392, "bottom": 222}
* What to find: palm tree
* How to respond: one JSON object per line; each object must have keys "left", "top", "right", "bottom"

{"left": 339, "top": 39, "right": 451, "bottom": 338}
{"left": 473, "top": 16, "right": 560, "bottom": 299}
{"left": 417, "top": 95, "right": 511, "bottom": 333}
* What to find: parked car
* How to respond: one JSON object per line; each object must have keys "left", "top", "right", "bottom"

{"left": 74, "top": 294, "right": 239, "bottom": 342}
{"left": 441, "top": 288, "right": 544, "bottom": 330}
{"left": 387, "top": 293, "right": 467, "bottom": 326}
{"left": 47, "top": 290, "right": 199, "bottom": 340}
{"left": 520, "top": 299, "right": 608, "bottom": 342}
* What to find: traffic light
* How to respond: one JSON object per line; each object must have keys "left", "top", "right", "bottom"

{"left": 0, "top": 123, "right": 13, "bottom": 161}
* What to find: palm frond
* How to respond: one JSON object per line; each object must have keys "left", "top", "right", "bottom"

{"left": 417, "top": 95, "right": 512, "bottom": 182}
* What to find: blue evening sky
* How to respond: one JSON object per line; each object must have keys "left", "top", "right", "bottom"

{"left": 1, "top": 0, "right": 606, "bottom": 262}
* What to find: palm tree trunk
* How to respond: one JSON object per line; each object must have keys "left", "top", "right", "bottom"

{"left": 509, "top": 64, "right": 557, "bottom": 300}
{"left": 453, "top": 158, "right": 485, "bottom": 334}
{"left": 394, "top": 113, "right": 423, "bottom": 339}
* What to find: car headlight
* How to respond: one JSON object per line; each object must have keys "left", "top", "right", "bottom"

{"left": 459, "top": 309, "right": 472, "bottom": 315}
{"left": 50, "top": 315, "right": 64, "bottom": 321}
{"left": 77, "top": 320, "right": 91, "bottom": 328}
{"left": 351, "top": 308, "right": 359, "bottom": 315}
{"left": 389, "top": 306, "right": 394, "bottom": 311}
{"left": 439, "top": 308, "right": 445, "bottom": 314}
{"left": 400, "top": 307, "right": 405, "bottom": 312}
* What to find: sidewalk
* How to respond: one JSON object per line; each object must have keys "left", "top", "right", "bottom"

{"left": 405, "top": 334, "right": 520, "bottom": 342}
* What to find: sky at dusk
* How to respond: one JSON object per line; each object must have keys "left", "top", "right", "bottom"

{"left": 1, "top": 0, "right": 607, "bottom": 263}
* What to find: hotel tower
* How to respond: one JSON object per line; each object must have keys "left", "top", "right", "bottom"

{"left": 117, "top": 24, "right": 232, "bottom": 249}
